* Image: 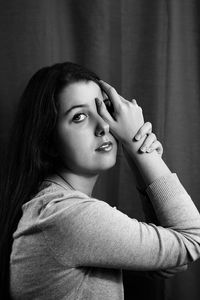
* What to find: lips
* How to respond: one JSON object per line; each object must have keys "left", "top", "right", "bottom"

{"left": 95, "top": 141, "right": 113, "bottom": 152}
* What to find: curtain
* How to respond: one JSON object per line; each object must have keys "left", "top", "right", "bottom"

{"left": 1, "top": 0, "right": 200, "bottom": 299}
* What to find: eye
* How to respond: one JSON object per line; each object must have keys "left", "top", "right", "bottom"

{"left": 72, "top": 113, "right": 87, "bottom": 123}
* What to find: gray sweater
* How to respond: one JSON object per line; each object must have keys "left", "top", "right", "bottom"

{"left": 10, "top": 173, "right": 200, "bottom": 299}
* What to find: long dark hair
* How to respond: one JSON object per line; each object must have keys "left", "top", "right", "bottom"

{"left": 0, "top": 62, "right": 100, "bottom": 298}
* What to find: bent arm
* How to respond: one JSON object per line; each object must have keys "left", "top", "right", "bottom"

{"left": 40, "top": 174, "right": 200, "bottom": 270}
{"left": 93, "top": 80, "right": 200, "bottom": 271}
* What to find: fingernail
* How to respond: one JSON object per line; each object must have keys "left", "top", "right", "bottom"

{"left": 140, "top": 146, "right": 146, "bottom": 152}
{"left": 135, "top": 135, "right": 141, "bottom": 141}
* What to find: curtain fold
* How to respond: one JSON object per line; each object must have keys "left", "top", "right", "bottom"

{"left": 1, "top": 1, "right": 200, "bottom": 299}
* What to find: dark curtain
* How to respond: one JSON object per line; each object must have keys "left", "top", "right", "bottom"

{"left": 1, "top": 1, "right": 200, "bottom": 299}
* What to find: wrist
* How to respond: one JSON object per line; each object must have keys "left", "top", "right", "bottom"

{"left": 123, "top": 135, "right": 147, "bottom": 157}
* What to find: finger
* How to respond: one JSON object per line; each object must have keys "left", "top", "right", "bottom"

{"left": 99, "top": 80, "right": 121, "bottom": 110}
{"left": 135, "top": 122, "right": 152, "bottom": 141}
{"left": 140, "top": 133, "right": 156, "bottom": 152}
{"left": 145, "top": 140, "right": 163, "bottom": 156}
{"left": 95, "top": 98, "right": 114, "bottom": 123}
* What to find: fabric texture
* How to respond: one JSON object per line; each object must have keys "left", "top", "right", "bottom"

{"left": 10, "top": 173, "right": 200, "bottom": 299}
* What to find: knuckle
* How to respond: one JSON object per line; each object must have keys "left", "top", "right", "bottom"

{"left": 126, "top": 101, "right": 132, "bottom": 108}
{"left": 131, "top": 99, "right": 137, "bottom": 105}
{"left": 138, "top": 105, "right": 142, "bottom": 111}
{"left": 118, "top": 102, "right": 125, "bottom": 110}
{"left": 104, "top": 122, "right": 109, "bottom": 131}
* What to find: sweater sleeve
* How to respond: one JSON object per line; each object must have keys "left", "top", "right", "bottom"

{"left": 138, "top": 187, "right": 188, "bottom": 278}
{"left": 38, "top": 173, "right": 200, "bottom": 270}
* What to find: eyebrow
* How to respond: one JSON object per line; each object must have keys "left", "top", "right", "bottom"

{"left": 65, "top": 104, "right": 88, "bottom": 115}
{"left": 64, "top": 96, "right": 107, "bottom": 115}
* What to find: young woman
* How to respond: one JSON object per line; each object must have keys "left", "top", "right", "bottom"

{"left": 1, "top": 62, "right": 200, "bottom": 300}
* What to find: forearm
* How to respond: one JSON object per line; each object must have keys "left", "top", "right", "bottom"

{"left": 97, "top": 81, "right": 200, "bottom": 269}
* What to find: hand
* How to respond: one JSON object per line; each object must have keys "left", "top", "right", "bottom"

{"left": 96, "top": 80, "right": 144, "bottom": 145}
{"left": 134, "top": 122, "right": 163, "bottom": 157}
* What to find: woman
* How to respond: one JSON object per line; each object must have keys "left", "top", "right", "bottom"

{"left": 0, "top": 62, "right": 200, "bottom": 299}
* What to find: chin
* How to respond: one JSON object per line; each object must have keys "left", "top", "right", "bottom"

{"left": 95, "top": 159, "right": 117, "bottom": 173}
{"left": 71, "top": 161, "right": 116, "bottom": 176}
{"left": 80, "top": 160, "right": 116, "bottom": 175}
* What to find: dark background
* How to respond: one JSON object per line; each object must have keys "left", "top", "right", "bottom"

{"left": 1, "top": 1, "right": 200, "bottom": 299}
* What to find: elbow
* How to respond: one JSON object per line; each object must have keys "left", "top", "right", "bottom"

{"left": 146, "top": 264, "right": 188, "bottom": 280}
{"left": 184, "top": 234, "right": 200, "bottom": 263}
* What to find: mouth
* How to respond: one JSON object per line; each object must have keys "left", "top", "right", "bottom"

{"left": 95, "top": 141, "right": 113, "bottom": 152}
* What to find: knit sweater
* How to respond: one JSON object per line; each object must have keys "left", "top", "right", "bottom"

{"left": 10, "top": 173, "right": 200, "bottom": 299}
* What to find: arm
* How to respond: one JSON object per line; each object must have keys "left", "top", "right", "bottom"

{"left": 39, "top": 133, "right": 200, "bottom": 272}
{"left": 95, "top": 80, "right": 200, "bottom": 266}
{"left": 39, "top": 81, "right": 200, "bottom": 271}
{"left": 124, "top": 125, "right": 189, "bottom": 278}
{"left": 40, "top": 178, "right": 200, "bottom": 270}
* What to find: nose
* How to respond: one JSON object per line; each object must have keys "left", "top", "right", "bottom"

{"left": 95, "top": 117, "right": 109, "bottom": 137}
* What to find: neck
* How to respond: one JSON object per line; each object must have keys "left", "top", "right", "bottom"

{"left": 57, "top": 169, "right": 99, "bottom": 197}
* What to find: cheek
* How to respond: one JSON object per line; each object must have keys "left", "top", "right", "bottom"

{"left": 57, "top": 129, "right": 91, "bottom": 159}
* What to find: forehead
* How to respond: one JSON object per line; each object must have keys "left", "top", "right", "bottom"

{"left": 58, "top": 81, "right": 104, "bottom": 109}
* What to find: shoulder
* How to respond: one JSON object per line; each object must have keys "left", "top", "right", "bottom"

{"left": 22, "top": 175, "right": 109, "bottom": 222}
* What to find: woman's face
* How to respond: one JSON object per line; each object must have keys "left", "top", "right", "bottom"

{"left": 55, "top": 80, "right": 118, "bottom": 176}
